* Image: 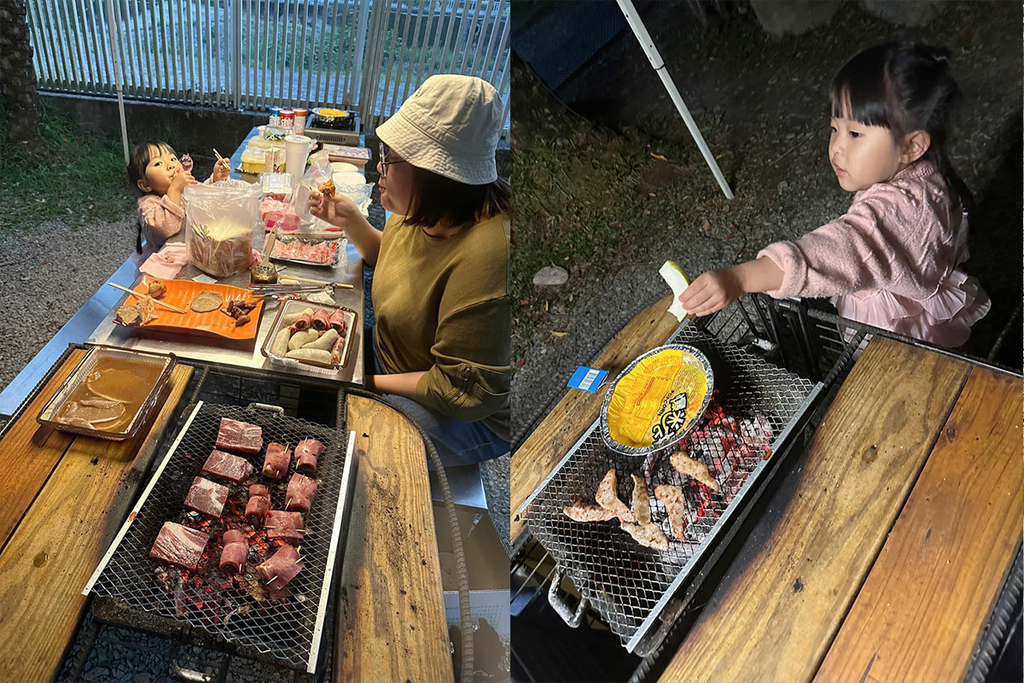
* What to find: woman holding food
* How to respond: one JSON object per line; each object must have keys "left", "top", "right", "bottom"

{"left": 310, "top": 74, "right": 510, "bottom": 467}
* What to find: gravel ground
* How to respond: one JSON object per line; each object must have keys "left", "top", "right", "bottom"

{"left": 511, "top": 1, "right": 1022, "bottom": 443}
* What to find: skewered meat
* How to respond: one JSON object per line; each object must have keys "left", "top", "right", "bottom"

{"left": 265, "top": 510, "right": 304, "bottom": 544}
{"left": 245, "top": 492, "right": 271, "bottom": 527}
{"left": 294, "top": 439, "right": 325, "bottom": 475}
{"left": 631, "top": 474, "right": 652, "bottom": 525}
{"left": 248, "top": 484, "right": 270, "bottom": 499}
{"left": 219, "top": 542, "right": 248, "bottom": 573}
{"left": 201, "top": 449, "right": 254, "bottom": 484}
{"left": 149, "top": 522, "right": 209, "bottom": 570}
{"left": 223, "top": 529, "right": 248, "bottom": 546}
{"left": 620, "top": 522, "right": 670, "bottom": 551}
{"left": 318, "top": 179, "right": 336, "bottom": 199}
{"left": 595, "top": 469, "right": 635, "bottom": 523}
{"left": 215, "top": 418, "right": 263, "bottom": 454}
{"left": 670, "top": 451, "right": 721, "bottom": 493}
{"left": 183, "top": 476, "right": 229, "bottom": 518}
{"left": 285, "top": 473, "right": 319, "bottom": 513}
{"left": 563, "top": 502, "right": 617, "bottom": 522}
{"left": 262, "top": 442, "right": 292, "bottom": 480}
{"left": 256, "top": 544, "right": 304, "bottom": 589}
{"left": 654, "top": 484, "right": 688, "bottom": 542}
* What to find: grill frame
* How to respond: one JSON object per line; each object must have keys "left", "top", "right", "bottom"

{"left": 524, "top": 322, "right": 822, "bottom": 653}
{"left": 82, "top": 400, "right": 357, "bottom": 674}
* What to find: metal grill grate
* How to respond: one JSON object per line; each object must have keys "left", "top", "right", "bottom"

{"left": 86, "top": 402, "right": 352, "bottom": 672}
{"left": 526, "top": 326, "right": 818, "bottom": 651}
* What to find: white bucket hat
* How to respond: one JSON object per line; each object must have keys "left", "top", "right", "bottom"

{"left": 377, "top": 74, "right": 503, "bottom": 185}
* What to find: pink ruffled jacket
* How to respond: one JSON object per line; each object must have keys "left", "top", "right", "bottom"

{"left": 137, "top": 193, "right": 186, "bottom": 262}
{"left": 758, "top": 161, "right": 989, "bottom": 348}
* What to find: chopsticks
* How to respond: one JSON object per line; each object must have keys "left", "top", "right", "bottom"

{"left": 106, "top": 282, "right": 187, "bottom": 313}
{"left": 213, "top": 148, "right": 229, "bottom": 170}
{"left": 279, "top": 274, "right": 353, "bottom": 289}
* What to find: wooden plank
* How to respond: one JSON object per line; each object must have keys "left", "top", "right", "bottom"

{"left": 816, "top": 366, "right": 1023, "bottom": 683}
{"left": 659, "top": 337, "right": 971, "bottom": 683}
{"left": 334, "top": 396, "right": 453, "bottom": 683}
{"left": 0, "top": 348, "right": 86, "bottom": 548}
{"left": 0, "top": 364, "right": 193, "bottom": 682}
{"left": 511, "top": 292, "right": 681, "bottom": 543}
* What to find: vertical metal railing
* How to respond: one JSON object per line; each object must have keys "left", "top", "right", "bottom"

{"left": 24, "top": 0, "right": 511, "bottom": 133}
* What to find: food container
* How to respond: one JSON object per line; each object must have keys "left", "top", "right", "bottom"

{"left": 270, "top": 234, "right": 343, "bottom": 267}
{"left": 259, "top": 172, "right": 293, "bottom": 200}
{"left": 330, "top": 162, "right": 359, "bottom": 174}
{"left": 320, "top": 143, "right": 371, "bottom": 168}
{"left": 261, "top": 300, "right": 358, "bottom": 374}
{"left": 293, "top": 107, "right": 308, "bottom": 135}
{"left": 37, "top": 346, "right": 176, "bottom": 441}
{"left": 240, "top": 147, "right": 266, "bottom": 174}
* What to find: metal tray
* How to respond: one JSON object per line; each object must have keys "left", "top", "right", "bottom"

{"left": 260, "top": 300, "right": 358, "bottom": 375}
{"left": 36, "top": 345, "right": 176, "bottom": 441}
{"left": 270, "top": 234, "right": 344, "bottom": 268}
{"left": 83, "top": 401, "right": 357, "bottom": 673}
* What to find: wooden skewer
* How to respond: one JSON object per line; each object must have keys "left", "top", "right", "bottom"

{"left": 279, "top": 275, "right": 353, "bottom": 289}
{"left": 106, "top": 282, "right": 187, "bottom": 313}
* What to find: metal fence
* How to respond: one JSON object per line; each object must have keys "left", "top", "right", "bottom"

{"left": 25, "top": 0, "right": 510, "bottom": 132}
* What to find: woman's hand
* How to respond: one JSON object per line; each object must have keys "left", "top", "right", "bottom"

{"left": 679, "top": 268, "right": 746, "bottom": 316}
{"left": 211, "top": 158, "right": 230, "bottom": 183}
{"left": 308, "top": 190, "right": 359, "bottom": 230}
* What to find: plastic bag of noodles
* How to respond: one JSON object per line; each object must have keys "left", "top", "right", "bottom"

{"left": 184, "top": 180, "right": 262, "bottom": 277}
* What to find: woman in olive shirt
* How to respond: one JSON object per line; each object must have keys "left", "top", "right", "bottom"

{"left": 310, "top": 75, "right": 510, "bottom": 466}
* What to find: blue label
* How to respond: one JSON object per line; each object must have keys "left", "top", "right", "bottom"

{"left": 568, "top": 366, "right": 608, "bottom": 393}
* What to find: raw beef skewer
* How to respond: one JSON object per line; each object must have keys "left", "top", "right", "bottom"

{"left": 294, "top": 438, "right": 325, "bottom": 475}
{"left": 262, "top": 442, "right": 292, "bottom": 480}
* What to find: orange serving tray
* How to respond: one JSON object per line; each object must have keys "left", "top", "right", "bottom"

{"left": 120, "top": 278, "right": 264, "bottom": 341}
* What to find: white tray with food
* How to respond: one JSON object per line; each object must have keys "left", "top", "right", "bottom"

{"left": 261, "top": 300, "right": 358, "bottom": 374}
{"left": 269, "top": 234, "right": 345, "bottom": 267}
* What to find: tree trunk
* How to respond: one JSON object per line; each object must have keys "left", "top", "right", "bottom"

{"left": 0, "top": 0, "right": 42, "bottom": 145}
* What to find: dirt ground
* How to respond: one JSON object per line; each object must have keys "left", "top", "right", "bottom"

{"left": 510, "top": 0, "right": 1022, "bottom": 443}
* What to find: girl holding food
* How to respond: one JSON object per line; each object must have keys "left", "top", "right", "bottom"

{"left": 310, "top": 74, "right": 510, "bottom": 467}
{"left": 679, "top": 42, "right": 989, "bottom": 348}
{"left": 127, "top": 140, "right": 230, "bottom": 260}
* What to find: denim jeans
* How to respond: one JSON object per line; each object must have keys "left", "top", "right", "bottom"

{"left": 368, "top": 328, "right": 509, "bottom": 468}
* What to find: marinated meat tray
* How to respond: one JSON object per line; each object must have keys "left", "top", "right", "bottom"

{"left": 524, "top": 326, "right": 821, "bottom": 653}
{"left": 84, "top": 401, "right": 356, "bottom": 673}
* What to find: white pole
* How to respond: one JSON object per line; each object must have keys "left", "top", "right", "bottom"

{"left": 103, "top": 0, "right": 129, "bottom": 164}
{"left": 615, "top": 0, "right": 734, "bottom": 200}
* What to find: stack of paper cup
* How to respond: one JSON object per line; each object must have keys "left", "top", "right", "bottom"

{"left": 284, "top": 134, "right": 313, "bottom": 185}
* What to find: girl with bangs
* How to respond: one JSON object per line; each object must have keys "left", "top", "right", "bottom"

{"left": 680, "top": 41, "right": 989, "bottom": 348}
{"left": 310, "top": 75, "right": 510, "bottom": 467}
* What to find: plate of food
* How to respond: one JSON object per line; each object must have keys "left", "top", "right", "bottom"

{"left": 261, "top": 300, "right": 358, "bottom": 373}
{"left": 600, "top": 344, "right": 714, "bottom": 456}
{"left": 269, "top": 234, "right": 343, "bottom": 267}
{"left": 114, "top": 278, "right": 264, "bottom": 341}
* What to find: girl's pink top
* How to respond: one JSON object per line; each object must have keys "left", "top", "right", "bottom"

{"left": 758, "top": 161, "right": 990, "bottom": 348}
{"left": 137, "top": 193, "right": 186, "bottom": 261}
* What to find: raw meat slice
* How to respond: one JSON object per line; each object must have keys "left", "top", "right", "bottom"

{"left": 248, "top": 484, "right": 270, "bottom": 499}
{"left": 201, "top": 449, "right": 254, "bottom": 484}
{"left": 183, "top": 476, "right": 229, "bottom": 518}
{"left": 294, "top": 439, "right": 325, "bottom": 475}
{"left": 262, "top": 442, "right": 292, "bottom": 480}
{"left": 595, "top": 468, "right": 635, "bottom": 523}
{"left": 256, "top": 544, "right": 304, "bottom": 589}
{"left": 222, "top": 529, "right": 248, "bottom": 546}
{"left": 215, "top": 418, "right": 263, "bottom": 454}
{"left": 219, "top": 542, "right": 248, "bottom": 573}
{"left": 265, "top": 510, "right": 304, "bottom": 544}
{"left": 245, "top": 495, "right": 270, "bottom": 526}
{"left": 285, "top": 473, "right": 319, "bottom": 513}
{"left": 149, "top": 522, "right": 209, "bottom": 570}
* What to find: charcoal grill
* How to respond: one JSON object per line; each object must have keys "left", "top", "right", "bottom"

{"left": 83, "top": 400, "right": 357, "bottom": 674}
{"left": 522, "top": 322, "right": 821, "bottom": 654}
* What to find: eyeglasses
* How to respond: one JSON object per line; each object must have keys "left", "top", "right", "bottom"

{"left": 379, "top": 143, "right": 408, "bottom": 179}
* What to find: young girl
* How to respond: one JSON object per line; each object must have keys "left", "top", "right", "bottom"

{"left": 127, "top": 141, "right": 230, "bottom": 260}
{"left": 679, "top": 41, "right": 990, "bottom": 349}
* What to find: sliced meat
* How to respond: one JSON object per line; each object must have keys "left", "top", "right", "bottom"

{"left": 285, "top": 473, "right": 319, "bottom": 513}
{"left": 201, "top": 449, "right": 254, "bottom": 484}
{"left": 215, "top": 418, "right": 263, "bottom": 454}
{"left": 149, "top": 522, "right": 209, "bottom": 570}
{"left": 265, "top": 510, "right": 305, "bottom": 545}
{"left": 245, "top": 495, "right": 271, "bottom": 527}
{"left": 256, "top": 544, "right": 304, "bottom": 589}
{"left": 327, "top": 309, "right": 348, "bottom": 333}
{"left": 563, "top": 502, "right": 617, "bottom": 522}
{"left": 291, "top": 311, "right": 313, "bottom": 332}
{"left": 311, "top": 309, "right": 331, "bottom": 331}
{"left": 219, "top": 542, "right": 248, "bottom": 573}
{"left": 222, "top": 529, "right": 248, "bottom": 546}
{"left": 595, "top": 468, "right": 635, "bottom": 523}
{"left": 620, "top": 522, "right": 670, "bottom": 551}
{"left": 183, "top": 476, "right": 229, "bottom": 518}
{"left": 294, "top": 439, "right": 325, "bottom": 475}
{"left": 248, "top": 484, "right": 270, "bottom": 499}
{"left": 262, "top": 442, "right": 292, "bottom": 480}
{"left": 654, "top": 484, "right": 688, "bottom": 542}
{"left": 58, "top": 400, "right": 126, "bottom": 426}
{"left": 670, "top": 451, "right": 721, "bottom": 493}
{"left": 631, "top": 474, "right": 652, "bottom": 525}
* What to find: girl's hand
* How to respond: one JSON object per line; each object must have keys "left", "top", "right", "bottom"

{"left": 170, "top": 170, "right": 198, "bottom": 192}
{"left": 211, "top": 158, "right": 230, "bottom": 182}
{"left": 678, "top": 267, "right": 746, "bottom": 316}
{"left": 308, "top": 190, "right": 358, "bottom": 229}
